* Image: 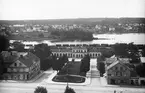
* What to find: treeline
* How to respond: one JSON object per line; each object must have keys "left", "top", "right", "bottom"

{"left": 80, "top": 55, "right": 90, "bottom": 76}
{"left": 51, "top": 28, "right": 93, "bottom": 41}
{"left": 1, "top": 18, "right": 145, "bottom": 25}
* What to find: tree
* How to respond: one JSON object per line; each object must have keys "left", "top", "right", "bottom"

{"left": 127, "top": 42, "right": 138, "bottom": 52}
{"left": 0, "top": 35, "right": 9, "bottom": 77}
{"left": 97, "top": 56, "right": 105, "bottom": 77}
{"left": 41, "top": 57, "right": 52, "bottom": 70}
{"left": 112, "top": 43, "right": 128, "bottom": 57}
{"left": 0, "top": 54, "right": 4, "bottom": 77}
{"left": 12, "top": 41, "right": 25, "bottom": 52}
{"left": 64, "top": 86, "right": 76, "bottom": 93}
{"left": 32, "top": 43, "right": 52, "bottom": 70}
{"left": 52, "top": 55, "right": 69, "bottom": 72}
{"left": 129, "top": 53, "right": 140, "bottom": 63}
{"left": 101, "top": 49, "right": 114, "bottom": 58}
{"left": 80, "top": 55, "right": 90, "bottom": 76}
{"left": 0, "top": 35, "right": 9, "bottom": 52}
{"left": 97, "top": 62, "right": 105, "bottom": 77}
{"left": 34, "top": 86, "right": 47, "bottom": 93}
{"left": 38, "top": 33, "right": 44, "bottom": 38}
{"left": 135, "top": 63, "right": 145, "bottom": 77}
{"left": 51, "top": 55, "right": 58, "bottom": 71}
{"left": 33, "top": 43, "right": 51, "bottom": 60}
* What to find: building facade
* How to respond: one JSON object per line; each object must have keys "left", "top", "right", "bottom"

{"left": 51, "top": 46, "right": 102, "bottom": 58}
{"left": 105, "top": 56, "right": 145, "bottom": 85}
{"left": 106, "top": 61, "right": 131, "bottom": 84}
{"left": 1, "top": 51, "right": 40, "bottom": 80}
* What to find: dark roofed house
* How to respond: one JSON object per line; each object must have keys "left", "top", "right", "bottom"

{"left": 1, "top": 51, "right": 40, "bottom": 80}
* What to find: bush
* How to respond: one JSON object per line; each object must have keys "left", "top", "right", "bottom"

{"left": 34, "top": 86, "right": 47, "bottom": 93}
{"left": 64, "top": 86, "right": 76, "bottom": 93}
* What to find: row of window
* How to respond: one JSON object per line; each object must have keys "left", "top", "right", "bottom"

{"left": 108, "top": 72, "right": 127, "bottom": 77}
{"left": 13, "top": 62, "right": 23, "bottom": 67}
{"left": 72, "top": 50, "right": 87, "bottom": 53}
{"left": 52, "top": 52, "right": 101, "bottom": 58}
{"left": 113, "top": 66, "right": 126, "bottom": 71}
{"left": 7, "top": 68, "right": 29, "bottom": 72}
{"left": 30, "top": 62, "right": 40, "bottom": 71}
{"left": 4, "top": 74, "right": 28, "bottom": 80}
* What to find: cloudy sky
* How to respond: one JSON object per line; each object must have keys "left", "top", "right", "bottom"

{"left": 0, "top": 0, "right": 145, "bottom": 20}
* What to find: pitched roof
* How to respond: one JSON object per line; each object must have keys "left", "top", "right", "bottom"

{"left": 105, "top": 57, "right": 117, "bottom": 64}
{"left": 1, "top": 51, "right": 19, "bottom": 63}
{"left": 107, "top": 60, "right": 119, "bottom": 70}
{"left": 72, "top": 47, "right": 87, "bottom": 50}
{"left": 107, "top": 60, "right": 132, "bottom": 70}
{"left": 18, "top": 52, "right": 40, "bottom": 67}
{"left": 51, "top": 48, "right": 72, "bottom": 52}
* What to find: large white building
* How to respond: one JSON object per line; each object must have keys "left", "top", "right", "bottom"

{"left": 51, "top": 46, "right": 102, "bottom": 58}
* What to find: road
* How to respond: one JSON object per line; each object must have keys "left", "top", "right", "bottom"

{"left": 0, "top": 82, "right": 145, "bottom": 93}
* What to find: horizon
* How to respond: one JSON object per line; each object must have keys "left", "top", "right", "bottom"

{"left": 0, "top": 0, "right": 145, "bottom": 20}
{"left": 0, "top": 17, "right": 145, "bottom": 21}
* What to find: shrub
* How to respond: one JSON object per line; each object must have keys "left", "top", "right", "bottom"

{"left": 34, "top": 86, "right": 47, "bottom": 93}
{"left": 64, "top": 86, "right": 76, "bottom": 93}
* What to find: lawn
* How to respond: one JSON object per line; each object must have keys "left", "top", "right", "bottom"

{"left": 58, "top": 62, "right": 81, "bottom": 75}
{"left": 52, "top": 62, "right": 86, "bottom": 83}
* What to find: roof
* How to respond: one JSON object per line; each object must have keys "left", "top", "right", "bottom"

{"left": 97, "top": 56, "right": 105, "bottom": 62}
{"left": 1, "top": 51, "right": 19, "bottom": 63}
{"left": 18, "top": 52, "right": 40, "bottom": 67}
{"left": 51, "top": 48, "right": 72, "bottom": 52}
{"left": 119, "top": 58, "right": 130, "bottom": 63}
{"left": 1, "top": 51, "right": 40, "bottom": 67}
{"left": 107, "top": 60, "right": 119, "bottom": 70}
{"left": 107, "top": 60, "right": 132, "bottom": 71}
{"left": 88, "top": 48, "right": 101, "bottom": 52}
{"left": 105, "top": 57, "right": 117, "bottom": 64}
{"left": 72, "top": 47, "right": 87, "bottom": 50}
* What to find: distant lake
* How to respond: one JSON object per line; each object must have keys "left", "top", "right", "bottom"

{"left": 10, "top": 33, "right": 145, "bottom": 45}
{"left": 52, "top": 33, "right": 145, "bottom": 45}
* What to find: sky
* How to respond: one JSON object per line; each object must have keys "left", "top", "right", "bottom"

{"left": 0, "top": 0, "right": 145, "bottom": 20}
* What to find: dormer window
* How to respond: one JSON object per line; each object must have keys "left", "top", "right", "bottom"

{"left": 14, "top": 63, "right": 17, "bottom": 67}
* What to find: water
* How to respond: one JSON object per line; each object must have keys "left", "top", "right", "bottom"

{"left": 52, "top": 33, "right": 145, "bottom": 45}
{"left": 10, "top": 33, "right": 145, "bottom": 45}
{"left": 93, "top": 33, "right": 145, "bottom": 45}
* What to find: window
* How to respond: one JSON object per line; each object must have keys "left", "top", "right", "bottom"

{"left": 20, "top": 68, "right": 23, "bottom": 72}
{"left": 124, "top": 73, "right": 127, "bottom": 76}
{"left": 120, "top": 67, "right": 123, "bottom": 70}
{"left": 7, "top": 68, "right": 11, "bottom": 72}
{"left": 116, "top": 72, "right": 122, "bottom": 76}
{"left": 108, "top": 74, "right": 111, "bottom": 76}
{"left": 24, "top": 68, "right": 29, "bottom": 72}
{"left": 120, "top": 72, "right": 122, "bottom": 76}
{"left": 115, "top": 67, "right": 118, "bottom": 70}
{"left": 96, "top": 54, "right": 98, "bottom": 56}
{"left": 13, "top": 68, "right": 17, "bottom": 72}
{"left": 14, "top": 63, "right": 17, "bottom": 67}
